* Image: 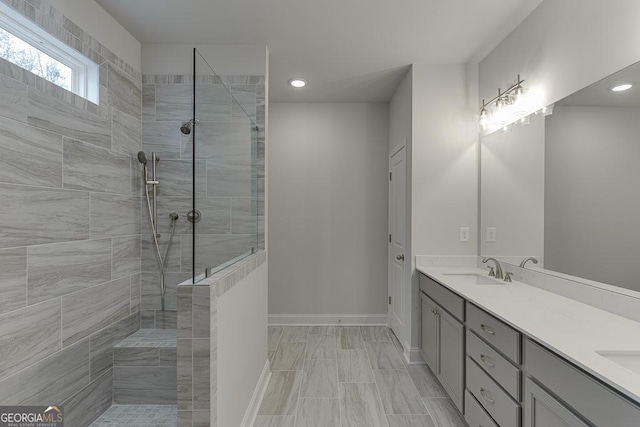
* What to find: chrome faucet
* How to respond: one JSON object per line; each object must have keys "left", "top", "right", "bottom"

{"left": 519, "top": 257, "right": 539, "bottom": 268}
{"left": 482, "top": 257, "right": 504, "bottom": 280}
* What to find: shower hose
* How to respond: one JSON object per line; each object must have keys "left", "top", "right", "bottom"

{"left": 143, "top": 182, "right": 178, "bottom": 311}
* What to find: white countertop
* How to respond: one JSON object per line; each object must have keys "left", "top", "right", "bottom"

{"left": 417, "top": 265, "right": 640, "bottom": 404}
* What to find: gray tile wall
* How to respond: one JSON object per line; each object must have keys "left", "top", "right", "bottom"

{"left": 140, "top": 73, "right": 265, "bottom": 325}
{"left": 0, "top": 0, "right": 142, "bottom": 425}
{"left": 177, "top": 251, "right": 266, "bottom": 427}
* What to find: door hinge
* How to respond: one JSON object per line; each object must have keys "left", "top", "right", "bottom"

{"left": 389, "top": 172, "right": 392, "bottom": 181}
{"left": 389, "top": 296, "right": 392, "bottom": 305}
{"left": 389, "top": 234, "right": 392, "bottom": 243}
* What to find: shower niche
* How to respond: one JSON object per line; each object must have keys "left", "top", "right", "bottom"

{"left": 140, "top": 48, "right": 265, "bottom": 328}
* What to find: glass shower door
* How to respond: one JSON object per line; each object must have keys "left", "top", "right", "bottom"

{"left": 190, "top": 48, "right": 259, "bottom": 282}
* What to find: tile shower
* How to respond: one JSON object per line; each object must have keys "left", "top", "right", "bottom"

{"left": 0, "top": 1, "right": 265, "bottom": 426}
{"left": 0, "top": 0, "right": 142, "bottom": 425}
{"left": 140, "top": 69, "right": 266, "bottom": 329}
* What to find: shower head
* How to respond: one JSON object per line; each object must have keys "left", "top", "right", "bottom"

{"left": 180, "top": 119, "right": 199, "bottom": 135}
{"left": 137, "top": 151, "right": 147, "bottom": 165}
{"left": 169, "top": 212, "right": 179, "bottom": 221}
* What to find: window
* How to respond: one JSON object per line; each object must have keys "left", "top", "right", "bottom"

{"left": 0, "top": 3, "right": 99, "bottom": 103}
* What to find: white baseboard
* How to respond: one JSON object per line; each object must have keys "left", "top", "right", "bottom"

{"left": 240, "top": 360, "right": 272, "bottom": 427}
{"left": 404, "top": 346, "right": 426, "bottom": 365}
{"left": 268, "top": 314, "right": 388, "bottom": 326}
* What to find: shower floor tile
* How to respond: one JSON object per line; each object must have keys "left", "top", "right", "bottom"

{"left": 89, "top": 405, "right": 177, "bottom": 426}
{"left": 115, "top": 329, "right": 177, "bottom": 348}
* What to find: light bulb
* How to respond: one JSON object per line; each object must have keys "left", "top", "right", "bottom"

{"left": 479, "top": 108, "right": 489, "bottom": 130}
{"left": 611, "top": 84, "right": 633, "bottom": 92}
{"left": 288, "top": 78, "right": 307, "bottom": 88}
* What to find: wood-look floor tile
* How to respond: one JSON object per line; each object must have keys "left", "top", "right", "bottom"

{"left": 422, "top": 398, "right": 467, "bottom": 427}
{"left": 389, "top": 329, "right": 405, "bottom": 356}
{"left": 254, "top": 415, "right": 295, "bottom": 427}
{"left": 300, "top": 359, "right": 338, "bottom": 397}
{"left": 361, "top": 326, "right": 392, "bottom": 342}
{"left": 268, "top": 327, "right": 283, "bottom": 353}
{"left": 309, "top": 326, "right": 338, "bottom": 335}
{"left": 338, "top": 349, "right": 374, "bottom": 383}
{"left": 306, "top": 334, "right": 337, "bottom": 359}
{"left": 339, "top": 382, "right": 389, "bottom": 427}
{"left": 374, "top": 370, "right": 427, "bottom": 415}
{"left": 296, "top": 398, "right": 341, "bottom": 427}
{"left": 258, "top": 371, "right": 301, "bottom": 416}
{"left": 406, "top": 364, "right": 448, "bottom": 398}
{"left": 337, "top": 327, "right": 365, "bottom": 350}
{"left": 387, "top": 414, "right": 437, "bottom": 427}
{"left": 270, "top": 342, "right": 306, "bottom": 371}
{"left": 365, "top": 342, "right": 405, "bottom": 370}
{"left": 280, "top": 326, "right": 309, "bottom": 343}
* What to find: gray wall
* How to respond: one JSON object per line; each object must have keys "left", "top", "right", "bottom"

{"left": 268, "top": 103, "right": 389, "bottom": 320}
{"left": 0, "top": 0, "right": 142, "bottom": 425}
{"left": 545, "top": 105, "right": 640, "bottom": 292}
{"left": 140, "top": 73, "right": 265, "bottom": 327}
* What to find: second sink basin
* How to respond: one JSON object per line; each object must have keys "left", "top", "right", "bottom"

{"left": 596, "top": 351, "right": 640, "bottom": 375}
{"left": 441, "top": 273, "right": 505, "bottom": 286}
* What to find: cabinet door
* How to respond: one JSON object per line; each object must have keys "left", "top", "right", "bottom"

{"left": 524, "top": 378, "right": 588, "bottom": 427}
{"left": 439, "top": 308, "right": 464, "bottom": 412}
{"left": 420, "top": 293, "right": 438, "bottom": 373}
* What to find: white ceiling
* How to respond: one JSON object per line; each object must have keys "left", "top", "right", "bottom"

{"left": 95, "top": 0, "right": 543, "bottom": 103}
{"left": 558, "top": 61, "right": 640, "bottom": 108}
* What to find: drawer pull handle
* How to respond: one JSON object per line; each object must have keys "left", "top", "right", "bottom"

{"left": 480, "top": 388, "right": 495, "bottom": 404}
{"left": 480, "top": 324, "right": 495, "bottom": 336}
{"left": 480, "top": 354, "right": 495, "bottom": 368}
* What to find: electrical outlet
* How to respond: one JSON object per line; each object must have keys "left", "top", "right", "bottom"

{"left": 486, "top": 227, "right": 497, "bottom": 242}
{"left": 459, "top": 227, "right": 470, "bottom": 242}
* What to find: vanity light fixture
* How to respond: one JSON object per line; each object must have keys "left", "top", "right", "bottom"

{"left": 288, "top": 78, "right": 307, "bottom": 88}
{"left": 611, "top": 83, "right": 633, "bottom": 92}
{"left": 479, "top": 75, "right": 532, "bottom": 133}
{"left": 537, "top": 103, "right": 554, "bottom": 116}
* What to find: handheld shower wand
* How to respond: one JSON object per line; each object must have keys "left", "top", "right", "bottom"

{"left": 138, "top": 151, "right": 178, "bottom": 311}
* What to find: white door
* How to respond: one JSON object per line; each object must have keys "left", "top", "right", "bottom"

{"left": 388, "top": 143, "right": 406, "bottom": 343}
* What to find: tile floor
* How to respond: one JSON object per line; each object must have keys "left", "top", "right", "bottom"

{"left": 256, "top": 326, "right": 468, "bottom": 427}
{"left": 89, "top": 405, "right": 177, "bottom": 426}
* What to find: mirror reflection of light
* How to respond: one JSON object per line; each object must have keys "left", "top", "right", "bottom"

{"left": 611, "top": 83, "right": 633, "bottom": 92}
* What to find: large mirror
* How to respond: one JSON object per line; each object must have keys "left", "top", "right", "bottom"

{"left": 480, "top": 61, "right": 640, "bottom": 294}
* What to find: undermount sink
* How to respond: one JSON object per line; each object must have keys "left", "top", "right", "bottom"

{"left": 441, "top": 273, "right": 505, "bottom": 286}
{"left": 596, "top": 351, "right": 640, "bottom": 375}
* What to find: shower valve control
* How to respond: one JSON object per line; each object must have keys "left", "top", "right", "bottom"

{"left": 187, "top": 209, "right": 202, "bottom": 223}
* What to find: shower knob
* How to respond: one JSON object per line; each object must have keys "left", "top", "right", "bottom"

{"left": 187, "top": 209, "right": 202, "bottom": 223}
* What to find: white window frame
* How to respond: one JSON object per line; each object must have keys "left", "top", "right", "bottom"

{"left": 0, "top": 3, "right": 99, "bottom": 104}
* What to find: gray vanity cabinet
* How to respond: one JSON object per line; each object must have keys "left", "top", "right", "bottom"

{"left": 420, "top": 293, "right": 439, "bottom": 370}
{"left": 419, "top": 276, "right": 465, "bottom": 412}
{"left": 418, "top": 272, "right": 640, "bottom": 427}
{"left": 523, "top": 378, "right": 588, "bottom": 427}
{"left": 438, "top": 307, "right": 464, "bottom": 409}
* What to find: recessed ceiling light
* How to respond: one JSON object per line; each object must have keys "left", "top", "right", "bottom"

{"left": 289, "top": 78, "right": 307, "bottom": 88}
{"left": 611, "top": 83, "right": 633, "bottom": 92}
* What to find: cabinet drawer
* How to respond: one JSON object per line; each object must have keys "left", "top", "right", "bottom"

{"left": 465, "top": 389, "right": 499, "bottom": 427}
{"left": 467, "top": 303, "right": 521, "bottom": 363}
{"left": 467, "top": 357, "right": 520, "bottom": 427}
{"left": 467, "top": 329, "right": 521, "bottom": 400}
{"left": 419, "top": 274, "right": 464, "bottom": 321}
{"left": 526, "top": 339, "right": 640, "bottom": 427}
